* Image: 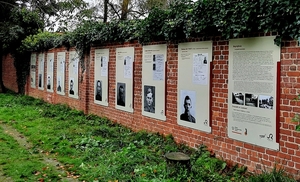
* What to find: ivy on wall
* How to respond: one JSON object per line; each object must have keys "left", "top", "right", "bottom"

{"left": 21, "top": 0, "right": 300, "bottom": 66}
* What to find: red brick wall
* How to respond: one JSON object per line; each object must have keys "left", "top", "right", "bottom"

{"left": 3, "top": 37, "right": 300, "bottom": 178}
{"left": 25, "top": 48, "right": 86, "bottom": 111}
{"left": 2, "top": 54, "right": 18, "bottom": 92}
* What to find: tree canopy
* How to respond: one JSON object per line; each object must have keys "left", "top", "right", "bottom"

{"left": 0, "top": 0, "right": 90, "bottom": 93}
{"left": 0, "top": 0, "right": 45, "bottom": 93}
{"left": 87, "top": 0, "right": 170, "bottom": 22}
{"left": 22, "top": 0, "right": 300, "bottom": 53}
{"left": 2, "top": 0, "right": 300, "bottom": 93}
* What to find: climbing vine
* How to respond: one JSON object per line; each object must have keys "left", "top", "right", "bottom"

{"left": 22, "top": 0, "right": 300, "bottom": 50}
{"left": 20, "top": 0, "right": 300, "bottom": 85}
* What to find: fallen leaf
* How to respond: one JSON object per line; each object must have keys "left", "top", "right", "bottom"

{"left": 42, "top": 167, "right": 48, "bottom": 171}
{"left": 34, "top": 171, "right": 41, "bottom": 176}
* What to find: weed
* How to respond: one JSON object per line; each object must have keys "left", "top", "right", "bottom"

{"left": 248, "top": 164, "right": 296, "bottom": 182}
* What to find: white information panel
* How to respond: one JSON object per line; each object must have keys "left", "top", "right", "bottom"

{"left": 38, "top": 53, "right": 44, "bottom": 90}
{"left": 115, "top": 47, "right": 134, "bottom": 112}
{"left": 177, "top": 41, "right": 212, "bottom": 132}
{"left": 30, "top": 53, "right": 36, "bottom": 88}
{"left": 228, "top": 36, "right": 280, "bottom": 150}
{"left": 94, "top": 49, "right": 109, "bottom": 106}
{"left": 46, "top": 53, "right": 54, "bottom": 92}
{"left": 142, "top": 44, "right": 167, "bottom": 121}
{"left": 68, "top": 51, "right": 79, "bottom": 99}
{"left": 56, "top": 52, "right": 65, "bottom": 95}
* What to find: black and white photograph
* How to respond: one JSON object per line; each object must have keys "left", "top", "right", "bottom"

{"left": 203, "top": 57, "right": 208, "bottom": 64}
{"left": 47, "top": 75, "right": 51, "bottom": 90}
{"left": 144, "top": 85, "right": 155, "bottom": 113}
{"left": 69, "top": 78, "right": 75, "bottom": 95}
{"left": 232, "top": 92, "right": 244, "bottom": 105}
{"left": 180, "top": 90, "right": 196, "bottom": 123}
{"left": 49, "top": 59, "right": 53, "bottom": 72}
{"left": 57, "top": 76, "right": 62, "bottom": 92}
{"left": 117, "top": 82, "right": 126, "bottom": 106}
{"left": 38, "top": 74, "right": 42, "bottom": 87}
{"left": 95, "top": 80, "right": 102, "bottom": 101}
{"left": 245, "top": 93, "right": 258, "bottom": 107}
{"left": 153, "top": 55, "right": 156, "bottom": 71}
{"left": 31, "top": 64, "right": 36, "bottom": 71}
{"left": 259, "top": 95, "right": 273, "bottom": 109}
{"left": 30, "top": 65, "right": 36, "bottom": 85}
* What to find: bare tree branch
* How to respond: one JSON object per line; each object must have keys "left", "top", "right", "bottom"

{"left": 108, "top": 1, "right": 121, "bottom": 19}
{"left": 0, "top": 0, "right": 17, "bottom": 8}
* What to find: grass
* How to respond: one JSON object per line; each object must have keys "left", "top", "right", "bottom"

{"left": 0, "top": 126, "right": 61, "bottom": 181}
{"left": 0, "top": 92, "right": 297, "bottom": 182}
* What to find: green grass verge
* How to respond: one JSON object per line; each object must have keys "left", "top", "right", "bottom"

{"left": 0, "top": 126, "right": 61, "bottom": 181}
{"left": 0, "top": 93, "right": 296, "bottom": 182}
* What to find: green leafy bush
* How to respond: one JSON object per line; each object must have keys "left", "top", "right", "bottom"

{"left": 12, "top": 0, "right": 300, "bottom": 93}
{"left": 21, "top": 0, "right": 300, "bottom": 54}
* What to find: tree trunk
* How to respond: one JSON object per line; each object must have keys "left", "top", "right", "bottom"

{"left": 103, "top": 0, "right": 108, "bottom": 22}
{"left": 120, "top": 0, "right": 130, "bottom": 20}
{"left": 13, "top": 52, "right": 30, "bottom": 94}
{"left": 0, "top": 54, "right": 6, "bottom": 93}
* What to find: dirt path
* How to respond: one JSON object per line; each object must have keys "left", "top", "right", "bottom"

{"left": 0, "top": 123, "right": 80, "bottom": 182}
{"left": 0, "top": 167, "right": 13, "bottom": 182}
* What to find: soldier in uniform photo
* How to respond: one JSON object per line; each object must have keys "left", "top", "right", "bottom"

{"left": 47, "top": 76, "right": 51, "bottom": 90}
{"left": 57, "top": 78, "right": 62, "bottom": 92}
{"left": 117, "top": 83, "right": 125, "bottom": 106}
{"left": 180, "top": 95, "right": 196, "bottom": 123}
{"left": 69, "top": 79, "right": 74, "bottom": 95}
{"left": 95, "top": 80, "right": 102, "bottom": 101}
{"left": 144, "top": 86, "right": 155, "bottom": 113}
{"left": 38, "top": 74, "right": 42, "bottom": 87}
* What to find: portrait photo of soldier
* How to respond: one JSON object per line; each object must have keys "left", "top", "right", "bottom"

{"left": 144, "top": 85, "right": 155, "bottom": 113}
